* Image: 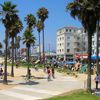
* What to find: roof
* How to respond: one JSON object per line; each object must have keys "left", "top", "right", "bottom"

{"left": 57, "top": 26, "right": 79, "bottom": 32}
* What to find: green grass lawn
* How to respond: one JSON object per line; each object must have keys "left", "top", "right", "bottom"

{"left": 44, "top": 90, "right": 100, "bottom": 100}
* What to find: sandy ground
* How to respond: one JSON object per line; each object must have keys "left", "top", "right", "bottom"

{"left": 0, "top": 66, "right": 46, "bottom": 90}
{"left": 0, "top": 66, "right": 96, "bottom": 90}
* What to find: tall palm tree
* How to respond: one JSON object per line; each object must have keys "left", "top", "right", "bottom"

{"left": 14, "top": 19, "right": 23, "bottom": 63}
{"left": 23, "top": 29, "right": 36, "bottom": 79}
{"left": 67, "top": 0, "right": 99, "bottom": 92}
{"left": 0, "top": 1, "right": 18, "bottom": 84}
{"left": 9, "top": 14, "right": 23, "bottom": 77}
{"left": 37, "top": 7, "right": 49, "bottom": 63}
{"left": 24, "top": 14, "right": 36, "bottom": 32}
{"left": 36, "top": 20, "right": 44, "bottom": 62}
{"left": 0, "top": 42, "right": 2, "bottom": 49}
{"left": 15, "top": 36, "right": 21, "bottom": 60}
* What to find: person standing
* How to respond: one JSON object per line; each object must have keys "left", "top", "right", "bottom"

{"left": 51, "top": 67, "right": 55, "bottom": 79}
{"left": 0, "top": 68, "right": 3, "bottom": 79}
{"left": 47, "top": 67, "right": 51, "bottom": 81}
{"left": 94, "top": 73, "right": 99, "bottom": 89}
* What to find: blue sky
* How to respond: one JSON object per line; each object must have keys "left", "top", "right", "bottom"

{"left": 0, "top": 0, "right": 81, "bottom": 52}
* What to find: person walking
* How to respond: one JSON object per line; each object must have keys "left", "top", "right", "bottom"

{"left": 94, "top": 73, "right": 100, "bottom": 89}
{"left": 51, "top": 67, "right": 55, "bottom": 79}
{"left": 0, "top": 68, "right": 3, "bottom": 79}
{"left": 47, "top": 67, "right": 51, "bottom": 81}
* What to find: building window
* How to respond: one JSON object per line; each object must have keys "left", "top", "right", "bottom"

{"left": 92, "top": 41, "right": 94, "bottom": 45}
{"left": 66, "top": 29, "right": 68, "bottom": 32}
{"left": 92, "top": 50, "right": 94, "bottom": 54}
{"left": 77, "top": 43, "right": 80, "bottom": 46}
{"left": 77, "top": 37, "right": 80, "bottom": 40}
{"left": 67, "top": 49, "right": 70, "bottom": 53}
{"left": 67, "top": 36, "right": 70, "bottom": 40}
{"left": 69, "top": 29, "right": 71, "bottom": 32}
{"left": 67, "top": 43, "right": 70, "bottom": 46}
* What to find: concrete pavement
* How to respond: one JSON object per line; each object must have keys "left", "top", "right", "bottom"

{"left": 0, "top": 71, "right": 84, "bottom": 100}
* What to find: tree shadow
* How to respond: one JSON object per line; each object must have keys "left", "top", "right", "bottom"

{"left": 0, "top": 79, "right": 13, "bottom": 83}
{"left": 19, "top": 81, "right": 39, "bottom": 85}
{"left": 33, "top": 76, "right": 47, "bottom": 79}
{"left": 21, "top": 75, "right": 46, "bottom": 80}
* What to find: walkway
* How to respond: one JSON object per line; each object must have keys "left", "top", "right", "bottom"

{"left": 0, "top": 71, "right": 84, "bottom": 100}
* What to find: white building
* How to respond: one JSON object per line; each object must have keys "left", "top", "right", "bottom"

{"left": 92, "top": 32, "right": 100, "bottom": 56}
{"left": 56, "top": 26, "right": 88, "bottom": 60}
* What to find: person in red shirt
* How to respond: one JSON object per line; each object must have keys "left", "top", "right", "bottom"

{"left": 47, "top": 67, "right": 51, "bottom": 81}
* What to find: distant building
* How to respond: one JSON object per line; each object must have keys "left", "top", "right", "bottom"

{"left": 92, "top": 31, "right": 100, "bottom": 56}
{"left": 56, "top": 26, "right": 88, "bottom": 60}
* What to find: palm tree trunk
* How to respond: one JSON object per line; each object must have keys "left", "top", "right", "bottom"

{"left": 11, "top": 37, "right": 14, "bottom": 77}
{"left": 38, "top": 32, "right": 41, "bottom": 62}
{"left": 27, "top": 46, "right": 30, "bottom": 79}
{"left": 87, "top": 33, "right": 92, "bottom": 92}
{"left": 96, "top": 19, "right": 100, "bottom": 75}
{"left": 15, "top": 36, "right": 17, "bottom": 62}
{"left": 15, "top": 45, "right": 17, "bottom": 62}
{"left": 3, "top": 30, "right": 8, "bottom": 84}
{"left": 42, "top": 26, "right": 45, "bottom": 64}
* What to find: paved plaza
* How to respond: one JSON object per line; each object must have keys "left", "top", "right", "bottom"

{"left": 0, "top": 67, "right": 99, "bottom": 100}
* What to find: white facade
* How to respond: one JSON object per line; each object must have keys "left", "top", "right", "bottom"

{"left": 56, "top": 26, "right": 88, "bottom": 60}
{"left": 92, "top": 32, "right": 100, "bottom": 55}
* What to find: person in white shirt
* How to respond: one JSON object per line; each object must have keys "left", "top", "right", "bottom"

{"left": 94, "top": 73, "right": 99, "bottom": 89}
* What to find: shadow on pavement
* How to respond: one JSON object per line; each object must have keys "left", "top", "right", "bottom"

{"left": 0, "top": 80, "right": 13, "bottom": 83}
{"left": 33, "top": 76, "right": 47, "bottom": 79}
{"left": 19, "top": 81, "right": 39, "bottom": 85}
{"left": 21, "top": 75, "right": 46, "bottom": 80}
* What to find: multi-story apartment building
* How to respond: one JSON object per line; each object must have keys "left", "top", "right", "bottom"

{"left": 92, "top": 33, "right": 100, "bottom": 56}
{"left": 56, "top": 26, "right": 88, "bottom": 60}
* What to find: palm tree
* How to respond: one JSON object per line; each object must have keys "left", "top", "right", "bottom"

{"left": 66, "top": 0, "right": 99, "bottom": 92}
{"left": 23, "top": 29, "right": 36, "bottom": 79}
{"left": 0, "top": 1, "right": 18, "bottom": 84}
{"left": 15, "top": 36, "right": 21, "bottom": 60}
{"left": 9, "top": 13, "right": 23, "bottom": 77}
{"left": 36, "top": 20, "right": 44, "bottom": 62}
{"left": 24, "top": 14, "right": 36, "bottom": 32}
{"left": 14, "top": 19, "right": 23, "bottom": 63}
{"left": 37, "top": 7, "right": 49, "bottom": 63}
{"left": 0, "top": 42, "right": 2, "bottom": 49}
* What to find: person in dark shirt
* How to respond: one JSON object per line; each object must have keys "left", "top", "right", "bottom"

{"left": 51, "top": 67, "right": 55, "bottom": 79}
{"left": 0, "top": 68, "right": 3, "bottom": 79}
